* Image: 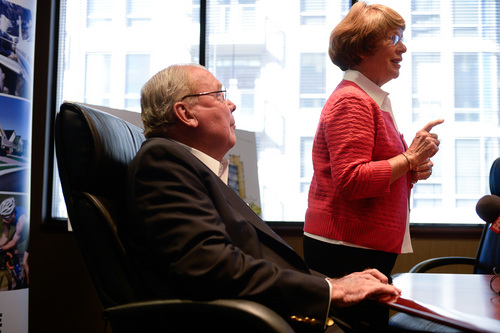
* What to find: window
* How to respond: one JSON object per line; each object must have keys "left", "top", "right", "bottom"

{"left": 84, "top": 54, "right": 111, "bottom": 106}
{"left": 300, "top": 137, "right": 314, "bottom": 193}
{"left": 300, "top": 53, "right": 326, "bottom": 108}
{"left": 86, "top": 0, "right": 112, "bottom": 28}
{"left": 454, "top": 53, "right": 479, "bottom": 114}
{"left": 300, "top": 0, "right": 327, "bottom": 25}
{"left": 411, "top": 0, "right": 441, "bottom": 38}
{"left": 125, "top": 54, "right": 151, "bottom": 109}
{"left": 54, "top": 0, "right": 500, "bottom": 225}
{"left": 126, "top": 0, "right": 153, "bottom": 27}
{"left": 453, "top": 0, "right": 479, "bottom": 37}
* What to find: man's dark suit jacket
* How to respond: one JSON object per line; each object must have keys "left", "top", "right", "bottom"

{"left": 124, "top": 137, "right": 332, "bottom": 330}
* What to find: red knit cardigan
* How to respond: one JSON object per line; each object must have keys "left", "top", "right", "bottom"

{"left": 304, "top": 80, "right": 412, "bottom": 254}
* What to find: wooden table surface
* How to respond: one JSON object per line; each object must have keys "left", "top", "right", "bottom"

{"left": 384, "top": 273, "right": 500, "bottom": 332}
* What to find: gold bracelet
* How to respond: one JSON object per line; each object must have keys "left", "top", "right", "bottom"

{"left": 402, "top": 152, "right": 412, "bottom": 170}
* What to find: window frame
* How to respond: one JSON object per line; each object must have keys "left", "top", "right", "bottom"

{"left": 42, "top": 0, "right": 488, "bottom": 233}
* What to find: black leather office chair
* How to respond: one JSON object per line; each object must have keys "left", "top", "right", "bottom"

{"left": 402, "top": 157, "right": 500, "bottom": 275}
{"left": 389, "top": 158, "right": 500, "bottom": 332}
{"left": 54, "top": 102, "right": 295, "bottom": 333}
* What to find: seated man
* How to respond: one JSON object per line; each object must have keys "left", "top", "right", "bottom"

{"left": 123, "top": 64, "right": 401, "bottom": 333}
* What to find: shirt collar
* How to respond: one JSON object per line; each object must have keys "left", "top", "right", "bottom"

{"left": 343, "top": 69, "right": 390, "bottom": 111}
{"left": 174, "top": 140, "right": 229, "bottom": 184}
{"left": 343, "top": 69, "right": 399, "bottom": 132}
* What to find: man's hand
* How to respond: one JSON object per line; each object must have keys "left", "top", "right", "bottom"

{"left": 328, "top": 269, "right": 401, "bottom": 307}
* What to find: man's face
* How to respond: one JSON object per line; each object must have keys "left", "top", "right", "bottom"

{"left": 188, "top": 67, "right": 237, "bottom": 160}
{"left": 2, "top": 213, "right": 13, "bottom": 225}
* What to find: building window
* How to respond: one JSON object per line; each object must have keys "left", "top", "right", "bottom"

{"left": 453, "top": 0, "right": 479, "bottom": 37}
{"left": 300, "top": 0, "right": 327, "bottom": 25}
{"left": 412, "top": 53, "right": 442, "bottom": 122}
{"left": 86, "top": 0, "right": 112, "bottom": 28}
{"left": 84, "top": 53, "right": 111, "bottom": 106}
{"left": 126, "top": 0, "right": 153, "bottom": 27}
{"left": 300, "top": 53, "right": 326, "bottom": 109}
{"left": 454, "top": 53, "right": 479, "bottom": 117}
{"left": 456, "top": 139, "right": 481, "bottom": 194}
{"left": 411, "top": 0, "right": 441, "bottom": 38}
{"left": 125, "top": 54, "right": 150, "bottom": 110}
{"left": 300, "top": 137, "right": 313, "bottom": 193}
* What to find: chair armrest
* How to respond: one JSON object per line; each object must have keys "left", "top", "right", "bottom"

{"left": 409, "top": 256, "right": 476, "bottom": 273}
{"left": 103, "top": 299, "right": 295, "bottom": 333}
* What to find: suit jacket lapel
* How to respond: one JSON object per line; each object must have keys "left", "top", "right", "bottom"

{"left": 167, "top": 138, "right": 311, "bottom": 273}
{"left": 220, "top": 183, "right": 311, "bottom": 272}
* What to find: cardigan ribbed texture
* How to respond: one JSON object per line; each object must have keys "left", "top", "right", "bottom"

{"left": 304, "top": 80, "right": 411, "bottom": 254}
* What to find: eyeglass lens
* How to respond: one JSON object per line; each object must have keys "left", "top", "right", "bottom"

{"left": 215, "top": 91, "right": 227, "bottom": 102}
{"left": 389, "top": 35, "right": 402, "bottom": 45}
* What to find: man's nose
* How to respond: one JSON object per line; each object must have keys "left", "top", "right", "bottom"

{"left": 227, "top": 99, "right": 236, "bottom": 112}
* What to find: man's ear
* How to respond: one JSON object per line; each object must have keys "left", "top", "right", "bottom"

{"left": 173, "top": 102, "right": 199, "bottom": 128}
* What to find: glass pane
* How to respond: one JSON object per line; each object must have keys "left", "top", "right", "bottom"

{"left": 412, "top": 53, "right": 442, "bottom": 111}
{"left": 300, "top": 53, "right": 326, "bottom": 94}
{"left": 87, "top": 0, "right": 112, "bottom": 28}
{"left": 372, "top": 0, "right": 500, "bottom": 224}
{"left": 54, "top": 0, "right": 500, "bottom": 225}
{"left": 53, "top": 0, "right": 201, "bottom": 219}
{"left": 454, "top": 53, "right": 479, "bottom": 110}
{"left": 453, "top": 0, "right": 479, "bottom": 25}
{"left": 300, "top": 137, "right": 314, "bottom": 178}
{"left": 206, "top": 0, "right": 346, "bottom": 221}
{"left": 84, "top": 54, "right": 111, "bottom": 106}
{"left": 414, "top": 199, "right": 443, "bottom": 208}
{"left": 300, "top": 0, "right": 327, "bottom": 25}
{"left": 456, "top": 139, "right": 481, "bottom": 193}
{"left": 127, "top": 0, "right": 153, "bottom": 27}
{"left": 125, "top": 54, "right": 151, "bottom": 111}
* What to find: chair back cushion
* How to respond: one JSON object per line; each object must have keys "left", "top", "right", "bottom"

{"left": 475, "top": 158, "right": 500, "bottom": 274}
{"left": 55, "top": 102, "right": 146, "bottom": 307}
{"left": 490, "top": 157, "right": 500, "bottom": 196}
{"left": 475, "top": 225, "right": 500, "bottom": 274}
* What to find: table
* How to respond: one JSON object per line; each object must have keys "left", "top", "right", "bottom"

{"left": 384, "top": 273, "right": 500, "bottom": 332}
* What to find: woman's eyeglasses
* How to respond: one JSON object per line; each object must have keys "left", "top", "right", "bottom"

{"left": 388, "top": 34, "right": 405, "bottom": 45}
{"left": 180, "top": 89, "right": 227, "bottom": 103}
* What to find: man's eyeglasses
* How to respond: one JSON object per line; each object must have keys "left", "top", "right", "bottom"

{"left": 180, "top": 89, "right": 227, "bottom": 103}
{"left": 388, "top": 34, "right": 405, "bottom": 45}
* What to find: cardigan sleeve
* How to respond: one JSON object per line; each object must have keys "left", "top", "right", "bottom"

{"left": 320, "top": 90, "right": 393, "bottom": 200}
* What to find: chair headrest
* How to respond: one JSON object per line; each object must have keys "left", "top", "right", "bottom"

{"left": 490, "top": 157, "right": 500, "bottom": 196}
{"left": 55, "top": 102, "right": 145, "bottom": 199}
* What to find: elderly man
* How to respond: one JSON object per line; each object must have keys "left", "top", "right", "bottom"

{"left": 123, "top": 64, "right": 401, "bottom": 332}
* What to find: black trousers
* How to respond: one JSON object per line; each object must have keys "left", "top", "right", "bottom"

{"left": 303, "top": 235, "right": 398, "bottom": 333}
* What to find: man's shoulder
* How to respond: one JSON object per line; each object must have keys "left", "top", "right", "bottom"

{"left": 132, "top": 136, "right": 200, "bottom": 170}
{"left": 137, "top": 137, "right": 186, "bottom": 156}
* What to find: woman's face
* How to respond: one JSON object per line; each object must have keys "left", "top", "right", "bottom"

{"left": 355, "top": 28, "right": 407, "bottom": 87}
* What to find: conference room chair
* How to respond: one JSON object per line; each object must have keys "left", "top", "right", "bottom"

{"left": 54, "top": 101, "right": 295, "bottom": 333}
{"left": 402, "top": 157, "right": 500, "bottom": 275}
{"left": 389, "top": 158, "right": 500, "bottom": 331}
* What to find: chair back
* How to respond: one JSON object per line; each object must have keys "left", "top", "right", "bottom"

{"left": 55, "top": 102, "right": 146, "bottom": 308}
{"left": 474, "top": 223, "right": 500, "bottom": 274}
{"left": 490, "top": 157, "right": 500, "bottom": 196}
{"left": 474, "top": 158, "right": 500, "bottom": 274}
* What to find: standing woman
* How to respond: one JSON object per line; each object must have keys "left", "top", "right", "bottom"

{"left": 303, "top": 2, "right": 443, "bottom": 331}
